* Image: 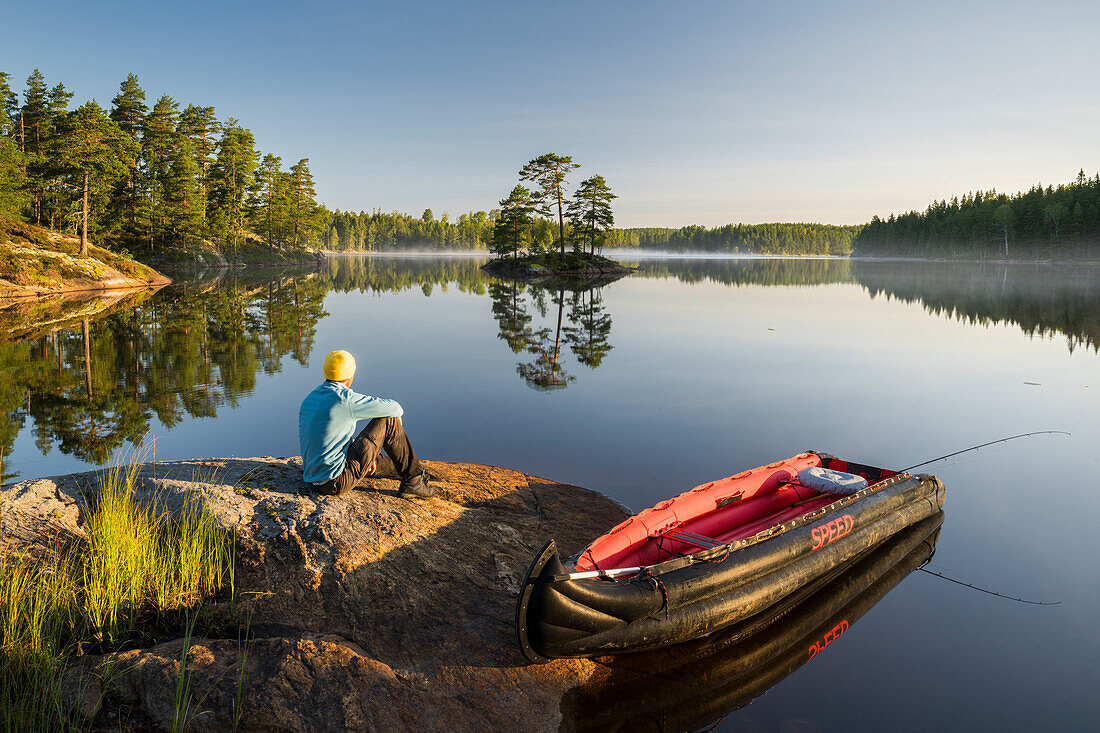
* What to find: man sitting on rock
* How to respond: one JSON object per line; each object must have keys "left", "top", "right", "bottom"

{"left": 299, "top": 349, "right": 435, "bottom": 499}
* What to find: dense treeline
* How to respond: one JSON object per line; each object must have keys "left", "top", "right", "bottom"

{"left": 321, "top": 208, "right": 496, "bottom": 251}
{"left": 853, "top": 170, "right": 1100, "bottom": 258}
{"left": 0, "top": 69, "right": 324, "bottom": 257}
{"left": 609, "top": 223, "right": 861, "bottom": 255}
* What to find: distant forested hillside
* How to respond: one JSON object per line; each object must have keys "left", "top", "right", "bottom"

{"left": 853, "top": 170, "right": 1100, "bottom": 258}
{"left": 607, "top": 222, "right": 861, "bottom": 255}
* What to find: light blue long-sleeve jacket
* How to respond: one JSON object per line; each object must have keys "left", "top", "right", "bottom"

{"left": 298, "top": 381, "right": 403, "bottom": 483}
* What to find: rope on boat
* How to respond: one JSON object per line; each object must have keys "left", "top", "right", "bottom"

{"left": 640, "top": 570, "right": 670, "bottom": 620}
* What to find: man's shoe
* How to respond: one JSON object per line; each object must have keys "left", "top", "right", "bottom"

{"left": 398, "top": 472, "right": 436, "bottom": 499}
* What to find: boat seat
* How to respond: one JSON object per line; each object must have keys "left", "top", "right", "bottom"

{"left": 662, "top": 528, "right": 725, "bottom": 550}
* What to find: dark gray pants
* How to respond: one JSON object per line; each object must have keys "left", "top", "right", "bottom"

{"left": 318, "top": 416, "right": 423, "bottom": 496}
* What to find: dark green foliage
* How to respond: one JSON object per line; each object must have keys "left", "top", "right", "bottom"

{"left": 0, "top": 73, "right": 25, "bottom": 216}
{"left": 491, "top": 184, "right": 534, "bottom": 259}
{"left": 620, "top": 222, "right": 860, "bottom": 255}
{"left": 108, "top": 73, "right": 149, "bottom": 239}
{"left": 287, "top": 158, "right": 323, "bottom": 246}
{"left": 177, "top": 104, "right": 219, "bottom": 223}
{"left": 143, "top": 94, "right": 181, "bottom": 243}
{"left": 566, "top": 174, "right": 616, "bottom": 255}
{"left": 322, "top": 208, "right": 493, "bottom": 251}
{"left": 520, "top": 153, "right": 579, "bottom": 259}
{"left": 208, "top": 121, "right": 258, "bottom": 250}
{"left": 162, "top": 142, "right": 204, "bottom": 242}
{"left": 250, "top": 154, "right": 289, "bottom": 248}
{"left": 852, "top": 172, "right": 1100, "bottom": 258}
{"left": 52, "top": 102, "right": 137, "bottom": 255}
{"left": 19, "top": 69, "right": 73, "bottom": 229}
{"left": 0, "top": 68, "right": 325, "bottom": 260}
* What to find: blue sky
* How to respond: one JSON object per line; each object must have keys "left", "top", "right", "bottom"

{"left": 3, "top": 1, "right": 1099, "bottom": 226}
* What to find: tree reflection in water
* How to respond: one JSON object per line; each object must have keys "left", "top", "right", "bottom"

{"left": 490, "top": 278, "right": 616, "bottom": 391}
{"left": 0, "top": 271, "right": 328, "bottom": 479}
{"left": 6, "top": 255, "right": 1100, "bottom": 482}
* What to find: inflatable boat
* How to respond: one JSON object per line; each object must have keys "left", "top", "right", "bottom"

{"left": 564, "top": 510, "right": 944, "bottom": 731}
{"left": 516, "top": 451, "right": 946, "bottom": 660}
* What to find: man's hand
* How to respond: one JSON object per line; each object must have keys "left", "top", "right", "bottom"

{"left": 367, "top": 459, "right": 377, "bottom": 476}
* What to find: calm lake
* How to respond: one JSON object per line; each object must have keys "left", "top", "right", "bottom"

{"left": 3, "top": 254, "right": 1098, "bottom": 731}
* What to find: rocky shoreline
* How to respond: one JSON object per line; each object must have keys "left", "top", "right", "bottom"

{"left": 1, "top": 457, "right": 630, "bottom": 732}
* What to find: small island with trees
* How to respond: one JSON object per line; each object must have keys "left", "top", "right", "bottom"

{"left": 481, "top": 153, "right": 634, "bottom": 279}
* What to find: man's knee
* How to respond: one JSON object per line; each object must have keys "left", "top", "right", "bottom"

{"left": 378, "top": 416, "right": 404, "bottom": 439}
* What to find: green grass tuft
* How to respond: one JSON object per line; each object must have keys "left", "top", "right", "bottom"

{"left": 0, "top": 461, "right": 235, "bottom": 731}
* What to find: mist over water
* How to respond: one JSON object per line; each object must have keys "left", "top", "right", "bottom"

{"left": 2, "top": 255, "right": 1098, "bottom": 730}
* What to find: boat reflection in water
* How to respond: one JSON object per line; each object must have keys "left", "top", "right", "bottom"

{"left": 561, "top": 511, "right": 944, "bottom": 732}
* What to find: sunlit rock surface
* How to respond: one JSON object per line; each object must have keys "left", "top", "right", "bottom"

{"left": 1, "top": 458, "right": 629, "bottom": 732}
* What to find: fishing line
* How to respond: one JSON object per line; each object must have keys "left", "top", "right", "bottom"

{"left": 899, "top": 430, "right": 1070, "bottom": 473}
{"left": 916, "top": 566, "right": 1061, "bottom": 606}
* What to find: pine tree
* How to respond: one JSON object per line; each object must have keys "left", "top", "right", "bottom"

{"left": 490, "top": 184, "right": 533, "bottom": 259}
{"left": 162, "top": 141, "right": 203, "bottom": 242}
{"left": 108, "top": 74, "right": 149, "bottom": 239}
{"left": 566, "top": 174, "right": 616, "bottom": 255}
{"left": 143, "top": 94, "right": 181, "bottom": 242}
{"left": 51, "top": 102, "right": 136, "bottom": 256}
{"left": 208, "top": 120, "right": 258, "bottom": 249}
{"left": 519, "top": 153, "right": 579, "bottom": 260}
{"left": 287, "top": 158, "right": 320, "bottom": 246}
{"left": 250, "top": 153, "right": 290, "bottom": 248}
{"left": 20, "top": 69, "right": 64, "bottom": 224}
{"left": 177, "top": 104, "right": 219, "bottom": 224}
{"left": 0, "top": 72, "right": 26, "bottom": 216}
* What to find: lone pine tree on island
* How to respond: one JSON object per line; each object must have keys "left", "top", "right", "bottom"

{"left": 520, "top": 153, "right": 579, "bottom": 261}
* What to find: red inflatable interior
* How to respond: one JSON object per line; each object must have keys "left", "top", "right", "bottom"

{"left": 574, "top": 453, "right": 900, "bottom": 572}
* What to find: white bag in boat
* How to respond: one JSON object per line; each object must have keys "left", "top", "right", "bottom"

{"left": 797, "top": 467, "right": 869, "bottom": 495}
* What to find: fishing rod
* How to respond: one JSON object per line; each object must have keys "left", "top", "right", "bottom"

{"left": 916, "top": 566, "right": 1060, "bottom": 606}
{"left": 898, "top": 431, "right": 1070, "bottom": 473}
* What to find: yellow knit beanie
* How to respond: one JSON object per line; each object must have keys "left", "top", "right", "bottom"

{"left": 323, "top": 350, "right": 356, "bottom": 381}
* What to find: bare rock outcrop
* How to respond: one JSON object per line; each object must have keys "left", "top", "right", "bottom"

{"left": 1, "top": 458, "right": 629, "bottom": 732}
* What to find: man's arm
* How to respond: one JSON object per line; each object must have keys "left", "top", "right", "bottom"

{"left": 344, "top": 391, "right": 404, "bottom": 421}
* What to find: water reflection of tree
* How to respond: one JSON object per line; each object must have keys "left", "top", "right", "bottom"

{"left": 853, "top": 260, "right": 1100, "bottom": 353}
{"left": 490, "top": 279, "right": 614, "bottom": 391}
{"left": 489, "top": 281, "right": 532, "bottom": 354}
{"left": 517, "top": 287, "right": 574, "bottom": 391}
{"left": 565, "top": 289, "right": 613, "bottom": 367}
{"left": 0, "top": 272, "right": 328, "bottom": 478}
{"left": 631, "top": 257, "right": 854, "bottom": 287}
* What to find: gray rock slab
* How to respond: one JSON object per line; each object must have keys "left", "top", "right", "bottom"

{"left": 2, "top": 457, "right": 629, "bottom": 732}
